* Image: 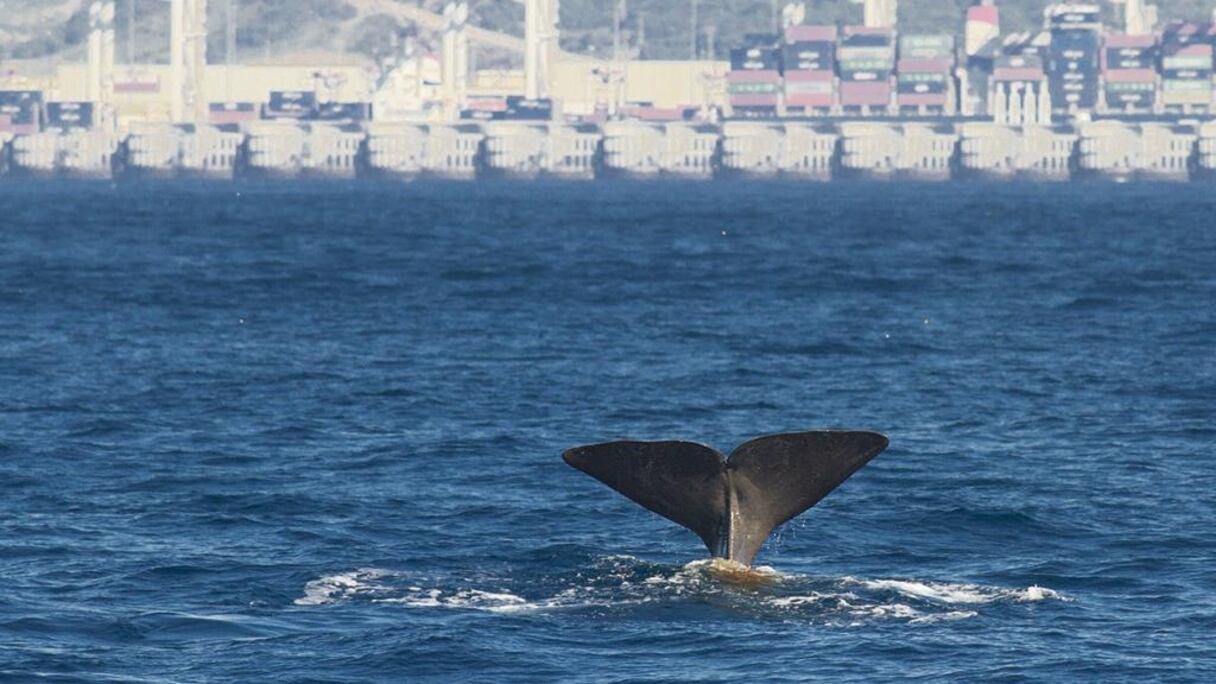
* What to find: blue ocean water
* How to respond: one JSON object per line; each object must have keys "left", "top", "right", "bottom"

{"left": 0, "top": 180, "right": 1213, "bottom": 682}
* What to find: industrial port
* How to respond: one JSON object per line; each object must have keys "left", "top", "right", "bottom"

{"left": 2, "top": 1, "right": 1216, "bottom": 181}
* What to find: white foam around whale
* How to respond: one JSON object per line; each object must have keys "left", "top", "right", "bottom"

{"left": 294, "top": 560, "right": 1068, "bottom": 624}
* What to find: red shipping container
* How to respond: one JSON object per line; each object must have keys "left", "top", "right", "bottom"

{"left": 785, "top": 94, "right": 834, "bottom": 107}
{"left": 624, "top": 106, "right": 696, "bottom": 122}
{"left": 898, "top": 92, "right": 950, "bottom": 106}
{"left": 784, "top": 69, "right": 834, "bottom": 83}
{"left": 727, "top": 70, "right": 782, "bottom": 83}
{"left": 730, "top": 94, "right": 781, "bottom": 107}
{"left": 898, "top": 59, "right": 953, "bottom": 73}
{"left": 784, "top": 25, "right": 837, "bottom": 43}
{"left": 843, "top": 26, "right": 892, "bottom": 37}
{"left": 465, "top": 97, "right": 509, "bottom": 112}
{"left": 115, "top": 80, "right": 160, "bottom": 94}
{"left": 839, "top": 81, "right": 891, "bottom": 106}
{"left": 1173, "top": 43, "right": 1213, "bottom": 57}
{"left": 1105, "top": 34, "right": 1156, "bottom": 49}
{"left": 1103, "top": 69, "right": 1157, "bottom": 83}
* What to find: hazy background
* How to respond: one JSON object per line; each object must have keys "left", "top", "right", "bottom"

{"left": 2, "top": 0, "right": 1215, "bottom": 67}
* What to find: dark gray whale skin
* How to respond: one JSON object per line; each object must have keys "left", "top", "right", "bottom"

{"left": 563, "top": 431, "right": 889, "bottom": 567}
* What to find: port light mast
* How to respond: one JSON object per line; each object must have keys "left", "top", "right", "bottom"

{"left": 851, "top": 0, "right": 897, "bottom": 28}
{"left": 168, "top": 0, "right": 208, "bottom": 124}
{"left": 524, "top": 0, "right": 559, "bottom": 100}
{"left": 88, "top": 1, "right": 117, "bottom": 128}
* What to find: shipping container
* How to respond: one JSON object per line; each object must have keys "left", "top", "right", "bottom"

{"left": 1163, "top": 68, "right": 1212, "bottom": 81}
{"left": 784, "top": 25, "right": 836, "bottom": 43}
{"left": 1049, "top": 76, "right": 1098, "bottom": 109}
{"left": 1104, "top": 69, "right": 1158, "bottom": 83}
{"left": 1162, "top": 22, "right": 1204, "bottom": 50}
{"left": 502, "top": 96, "right": 554, "bottom": 121}
{"left": 114, "top": 78, "right": 160, "bottom": 94}
{"left": 1104, "top": 34, "right": 1156, "bottom": 49}
{"left": 464, "top": 97, "right": 509, "bottom": 112}
{"left": 730, "top": 47, "right": 782, "bottom": 72}
{"left": 1161, "top": 78, "right": 1212, "bottom": 106}
{"left": 1105, "top": 81, "right": 1155, "bottom": 108}
{"left": 898, "top": 34, "right": 954, "bottom": 60}
{"left": 264, "top": 91, "right": 317, "bottom": 119}
{"left": 729, "top": 81, "right": 781, "bottom": 95}
{"left": 785, "top": 70, "right": 834, "bottom": 107}
{"left": 0, "top": 91, "right": 43, "bottom": 133}
{"left": 783, "top": 42, "right": 834, "bottom": 71}
{"left": 897, "top": 73, "right": 949, "bottom": 94}
{"left": 621, "top": 105, "right": 698, "bottom": 122}
{"left": 898, "top": 92, "right": 951, "bottom": 107}
{"left": 1047, "top": 6, "right": 1101, "bottom": 30}
{"left": 1104, "top": 47, "right": 1156, "bottom": 70}
{"left": 46, "top": 102, "right": 94, "bottom": 129}
{"left": 838, "top": 46, "right": 894, "bottom": 62}
{"left": 898, "top": 59, "right": 953, "bottom": 73}
{"left": 997, "top": 54, "right": 1045, "bottom": 70}
{"left": 314, "top": 102, "right": 372, "bottom": 122}
{"left": 839, "top": 80, "right": 891, "bottom": 107}
{"left": 209, "top": 102, "right": 259, "bottom": 125}
{"left": 1162, "top": 79, "right": 1213, "bottom": 91}
{"left": 1163, "top": 55, "right": 1212, "bottom": 70}
{"left": 730, "top": 105, "right": 779, "bottom": 119}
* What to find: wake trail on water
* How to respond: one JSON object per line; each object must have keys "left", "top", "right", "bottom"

{"left": 293, "top": 556, "right": 1068, "bottom": 624}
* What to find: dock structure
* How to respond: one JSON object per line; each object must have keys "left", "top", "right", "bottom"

{"left": 1199, "top": 123, "right": 1216, "bottom": 179}
{"left": 0, "top": 133, "right": 11, "bottom": 176}
{"left": 481, "top": 122, "right": 600, "bottom": 179}
{"left": 423, "top": 123, "right": 484, "bottom": 179}
{"left": 959, "top": 123, "right": 1076, "bottom": 180}
{"left": 126, "top": 123, "right": 242, "bottom": 178}
{"left": 781, "top": 123, "right": 840, "bottom": 180}
{"left": 244, "top": 122, "right": 309, "bottom": 178}
{"left": 602, "top": 121, "right": 718, "bottom": 178}
{"left": 302, "top": 125, "right": 364, "bottom": 178}
{"left": 10, "top": 129, "right": 118, "bottom": 178}
{"left": 838, "top": 122, "right": 956, "bottom": 179}
{"left": 365, "top": 123, "right": 429, "bottom": 179}
{"left": 721, "top": 122, "right": 785, "bottom": 177}
{"left": 178, "top": 126, "right": 243, "bottom": 178}
{"left": 2, "top": 119, "right": 1216, "bottom": 182}
{"left": 1078, "top": 121, "right": 1197, "bottom": 181}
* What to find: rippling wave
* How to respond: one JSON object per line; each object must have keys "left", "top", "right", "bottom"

{"left": 0, "top": 181, "right": 1213, "bottom": 681}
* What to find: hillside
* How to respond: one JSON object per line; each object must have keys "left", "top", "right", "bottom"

{"left": 1, "top": 0, "right": 1214, "bottom": 66}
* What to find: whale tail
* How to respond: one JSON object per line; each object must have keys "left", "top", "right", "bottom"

{"left": 562, "top": 431, "right": 888, "bottom": 566}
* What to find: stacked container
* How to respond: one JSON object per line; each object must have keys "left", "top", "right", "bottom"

{"left": 0, "top": 91, "right": 43, "bottom": 135}
{"left": 45, "top": 102, "right": 94, "bottom": 130}
{"left": 782, "top": 25, "right": 837, "bottom": 114}
{"left": 897, "top": 34, "right": 956, "bottom": 114}
{"left": 209, "top": 103, "right": 259, "bottom": 125}
{"left": 1102, "top": 34, "right": 1157, "bottom": 113}
{"left": 1047, "top": 28, "right": 1101, "bottom": 113}
{"left": 838, "top": 27, "right": 895, "bottom": 113}
{"left": 1160, "top": 23, "right": 1213, "bottom": 114}
{"left": 729, "top": 35, "right": 783, "bottom": 118}
{"left": 263, "top": 91, "right": 318, "bottom": 120}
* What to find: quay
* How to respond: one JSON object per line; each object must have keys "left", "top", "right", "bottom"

{"left": 4, "top": 119, "right": 1216, "bottom": 182}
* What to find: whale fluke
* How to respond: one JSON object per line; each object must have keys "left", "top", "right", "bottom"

{"left": 563, "top": 431, "right": 888, "bottom": 566}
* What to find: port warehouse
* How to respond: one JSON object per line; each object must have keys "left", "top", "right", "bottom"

{"left": 3, "top": 2, "right": 1216, "bottom": 179}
